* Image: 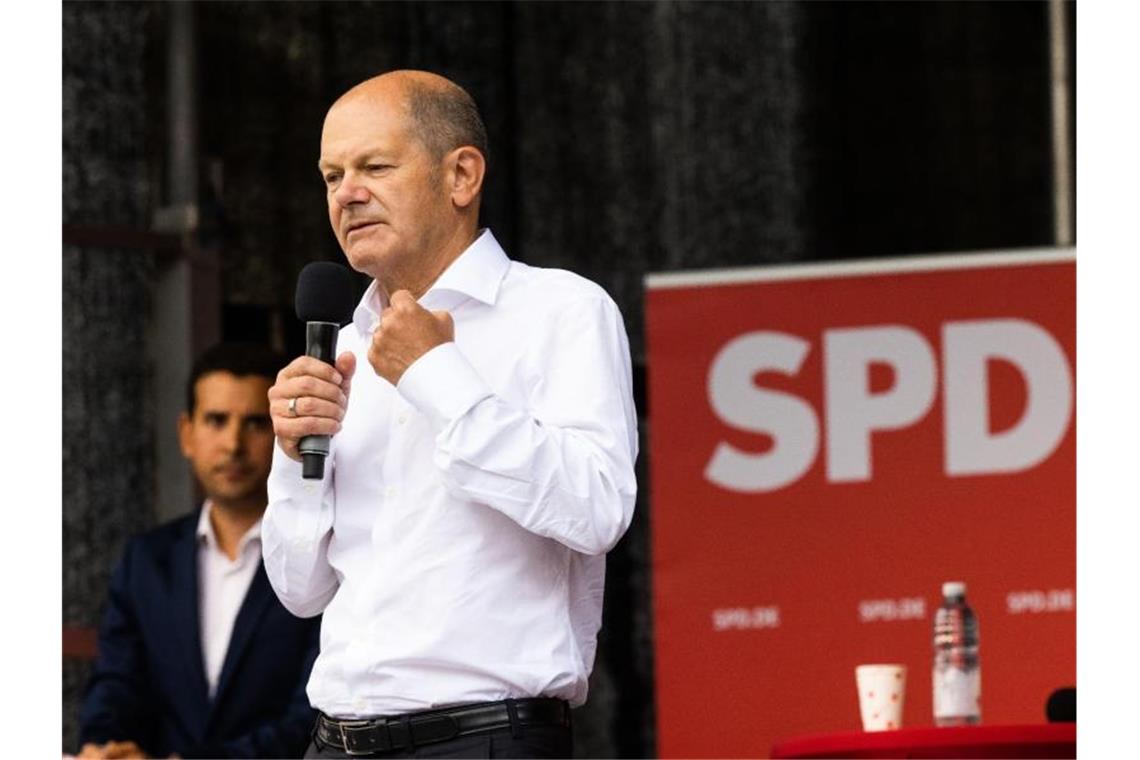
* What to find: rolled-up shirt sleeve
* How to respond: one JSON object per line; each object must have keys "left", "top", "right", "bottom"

{"left": 397, "top": 293, "right": 639, "bottom": 556}
{"left": 261, "top": 444, "right": 339, "bottom": 617}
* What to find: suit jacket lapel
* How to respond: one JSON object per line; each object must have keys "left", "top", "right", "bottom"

{"left": 171, "top": 515, "right": 211, "bottom": 722}
{"left": 207, "top": 561, "right": 274, "bottom": 717}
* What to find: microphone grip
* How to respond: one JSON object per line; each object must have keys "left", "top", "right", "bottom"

{"left": 299, "top": 321, "right": 341, "bottom": 480}
{"left": 304, "top": 321, "right": 340, "bottom": 364}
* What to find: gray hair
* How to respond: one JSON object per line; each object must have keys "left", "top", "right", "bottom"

{"left": 405, "top": 80, "right": 489, "bottom": 165}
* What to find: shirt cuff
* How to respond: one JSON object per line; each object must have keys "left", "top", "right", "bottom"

{"left": 267, "top": 440, "right": 330, "bottom": 506}
{"left": 397, "top": 341, "right": 493, "bottom": 431}
{"left": 265, "top": 441, "right": 334, "bottom": 540}
{"left": 268, "top": 439, "right": 308, "bottom": 482}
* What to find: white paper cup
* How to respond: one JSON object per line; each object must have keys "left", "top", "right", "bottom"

{"left": 855, "top": 664, "right": 907, "bottom": 731}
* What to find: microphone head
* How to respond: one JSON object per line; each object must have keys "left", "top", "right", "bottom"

{"left": 295, "top": 262, "right": 356, "bottom": 324}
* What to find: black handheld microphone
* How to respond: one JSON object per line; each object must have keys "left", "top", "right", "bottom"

{"left": 294, "top": 262, "right": 356, "bottom": 480}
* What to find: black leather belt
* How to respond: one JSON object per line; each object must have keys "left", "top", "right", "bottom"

{"left": 315, "top": 698, "right": 571, "bottom": 756}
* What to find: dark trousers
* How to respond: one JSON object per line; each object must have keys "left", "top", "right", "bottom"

{"left": 303, "top": 722, "right": 572, "bottom": 759}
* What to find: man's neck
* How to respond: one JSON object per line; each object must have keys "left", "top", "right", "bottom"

{"left": 208, "top": 500, "right": 264, "bottom": 561}
{"left": 381, "top": 224, "right": 479, "bottom": 300}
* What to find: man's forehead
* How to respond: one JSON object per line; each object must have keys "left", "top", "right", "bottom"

{"left": 324, "top": 85, "right": 410, "bottom": 131}
{"left": 320, "top": 97, "right": 413, "bottom": 155}
{"left": 194, "top": 372, "right": 271, "bottom": 403}
{"left": 318, "top": 139, "right": 399, "bottom": 166}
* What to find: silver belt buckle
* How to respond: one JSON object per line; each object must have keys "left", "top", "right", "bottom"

{"left": 338, "top": 718, "right": 374, "bottom": 756}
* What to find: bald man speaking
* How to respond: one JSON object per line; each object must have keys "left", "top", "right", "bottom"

{"left": 262, "top": 71, "right": 638, "bottom": 758}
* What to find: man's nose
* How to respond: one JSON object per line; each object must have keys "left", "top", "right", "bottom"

{"left": 222, "top": 422, "right": 245, "bottom": 453}
{"left": 333, "top": 173, "right": 370, "bottom": 207}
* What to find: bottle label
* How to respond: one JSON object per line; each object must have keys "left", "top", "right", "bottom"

{"left": 933, "top": 666, "right": 981, "bottom": 720}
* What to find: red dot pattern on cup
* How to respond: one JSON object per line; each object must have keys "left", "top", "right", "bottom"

{"left": 887, "top": 721, "right": 896, "bottom": 729}
{"left": 868, "top": 691, "right": 875, "bottom": 698}
{"left": 891, "top": 693, "right": 899, "bottom": 702}
{"left": 895, "top": 672, "right": 902, "bottom": 680}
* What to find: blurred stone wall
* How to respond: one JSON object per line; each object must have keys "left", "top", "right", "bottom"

{"left": 63, "top": 1, "right": 1063, "bottom": 756}
{"left": 62, "top": 1, "right": 161, "bottom": 752}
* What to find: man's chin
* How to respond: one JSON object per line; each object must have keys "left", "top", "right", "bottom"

{"left": 205, "top": 484, "right": 266, "bottom": 512}
{"left": 344, "top": 247, "right": 393, "bottom": 279}
{"left": 343, "top": 230, "right": 401, "bottom": 263}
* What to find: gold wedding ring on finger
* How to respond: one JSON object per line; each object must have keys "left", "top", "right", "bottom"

{"left": 288, "top": 397, "right": 300, "bottom": 417}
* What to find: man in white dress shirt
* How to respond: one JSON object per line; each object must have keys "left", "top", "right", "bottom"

{"left": 262, "top": 70, "right": 639, "bottom": 758}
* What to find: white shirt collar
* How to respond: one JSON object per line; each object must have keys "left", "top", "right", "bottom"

{"left": 196, "top": 500, "right": 262, "bottom": 556}
{"left": 351, "top": 228, "right": 510, "bottom": 336}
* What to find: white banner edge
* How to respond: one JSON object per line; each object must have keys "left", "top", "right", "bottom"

{"left": 644, "top": 247, "right": 1077, "bottom": 290}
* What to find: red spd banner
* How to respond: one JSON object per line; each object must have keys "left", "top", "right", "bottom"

{"left": 645, "top": 250, "right": 1075, "bottom": 758}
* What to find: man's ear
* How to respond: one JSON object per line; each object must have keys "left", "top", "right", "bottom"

{"left": 447, "top": 146, "right": 486, "bottom": 210}
{"left": 178, "top": 411, "right": 194, "bottom": 458}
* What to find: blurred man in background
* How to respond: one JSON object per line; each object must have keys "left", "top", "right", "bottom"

{"left": 79, "top": 343, "right": 321, "bottom": 759}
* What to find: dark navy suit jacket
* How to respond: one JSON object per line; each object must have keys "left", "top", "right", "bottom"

{"left": 79, "top": 511, "right": 321, "bottom": 758}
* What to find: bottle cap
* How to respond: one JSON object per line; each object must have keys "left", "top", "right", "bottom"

{"left": 942, "top": 581, "right": 966, "bottom": 598}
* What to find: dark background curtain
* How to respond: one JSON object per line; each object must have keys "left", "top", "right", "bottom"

{"left": 63, "top": 1, "right": 1073, "bottom": 755}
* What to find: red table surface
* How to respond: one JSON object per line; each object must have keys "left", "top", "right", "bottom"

{"left": 770, "top": 723, "right": 1076, "bottom": 759}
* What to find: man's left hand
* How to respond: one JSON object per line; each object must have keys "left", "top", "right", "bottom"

{"left": 368, "top": 290, "right": 454, "bottom": 385}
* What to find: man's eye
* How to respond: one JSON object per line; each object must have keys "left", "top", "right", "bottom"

{"left": 365, "top": 164, "right": 389, "bottom": 172}
{"left": 324, "top": 173, "right": 341, "bottom": 185}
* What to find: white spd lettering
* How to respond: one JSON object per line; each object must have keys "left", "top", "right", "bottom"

{"left": 858, "top": 597, "right": 926, "bottom": 623}
{"left": 1006, "top": 588, "right": 1074, "bottom": 614}
{"left": 712, "top": 606, "right": 782, "bottom": 631}
{"left": 706, "top": 333, "right": 819, "bottom": 492}
{"left": 706, "top": 319, "right": 1073, "bottom": 492}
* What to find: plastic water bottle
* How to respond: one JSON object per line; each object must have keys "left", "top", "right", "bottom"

{"left": 932, "top": 581, "right": 981, "bottom": 726}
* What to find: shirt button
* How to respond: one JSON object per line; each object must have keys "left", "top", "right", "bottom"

{"left": 303, "top": 483, "right": 316, "bottom": 493}
{"left": 353, "top": 697, "right": 367, "bottom": 712}
{"left": 397, "top": 415, "right": 407, "bottom": 425}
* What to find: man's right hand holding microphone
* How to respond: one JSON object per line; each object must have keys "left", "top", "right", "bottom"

{"left": 268, "top": 353, "right": 355, "bottom": 463}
